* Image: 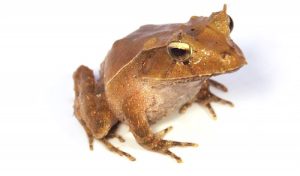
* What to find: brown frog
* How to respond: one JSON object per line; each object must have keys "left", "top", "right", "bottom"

{"left": 73, "top": 5, "right": 246, "bottom": 163}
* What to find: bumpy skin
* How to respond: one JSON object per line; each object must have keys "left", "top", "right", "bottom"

{"left": 73, "top": 5, "right": 246, "bottom": 163}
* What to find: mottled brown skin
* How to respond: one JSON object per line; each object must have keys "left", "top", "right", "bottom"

{"left": 73, "top": 5, "right": 246, "bottom": 163}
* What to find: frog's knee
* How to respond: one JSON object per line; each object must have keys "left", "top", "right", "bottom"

{"left": 73, "top": 65, "right": 93, "bottom": 81}
{"left": 73, "top": 65, "right": 95, "bottom": 95}
{"left": 91, "top": 119, "right": 112, "bottom": 139}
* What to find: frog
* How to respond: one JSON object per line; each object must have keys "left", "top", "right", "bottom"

{"left": 73, "top": 5, "right": 246, "bottom": 163}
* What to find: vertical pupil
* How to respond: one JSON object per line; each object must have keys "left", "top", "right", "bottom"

{"left": 170, "top": 48, "right": 188, "bottom": 57}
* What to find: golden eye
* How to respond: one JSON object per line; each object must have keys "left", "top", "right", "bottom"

{"left": 167, "top": 42, "right": 192, "bottom": 62}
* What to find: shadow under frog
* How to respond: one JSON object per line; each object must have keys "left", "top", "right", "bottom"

{"left": 73, "top": 5, "right": 246, "bottom": 163}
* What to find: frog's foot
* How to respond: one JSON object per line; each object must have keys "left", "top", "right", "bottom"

{"left": 100, "top": 123, "right": 135, "bottom": 161}
{"left": 100, "top": 138, "right": 136, "bottom": 161}
{"left": 80, "top": 120, "right": 135, "bottom": 161}
{"left": 144, "top": 126, "right": 197, "bottom": 163}
{"left": 196, "top": 79, "right": 233, "bottom": 119}
{"left": 143, "top": 135, "right": 198, "bottom": 163}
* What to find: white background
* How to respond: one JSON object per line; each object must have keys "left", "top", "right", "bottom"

{"left": 0, "top": 0, "right": 299, "bottom": 175}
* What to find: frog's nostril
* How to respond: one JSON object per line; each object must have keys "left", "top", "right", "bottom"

{"left": 221, "top": 52, "right": 230, "bottom": 59}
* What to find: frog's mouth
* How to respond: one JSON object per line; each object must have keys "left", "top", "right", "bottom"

{"left": 142, "top": 66, "right": 243, "bottom": 84}
{"left": 142, "top": 75, "right": 209, "bottom": 84}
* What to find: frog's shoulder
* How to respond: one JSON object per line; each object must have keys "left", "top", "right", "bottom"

{"left": 103, "top": 23, "right": 183, "bottom": 84}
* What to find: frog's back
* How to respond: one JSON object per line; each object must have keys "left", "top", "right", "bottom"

{"left": 102, "top": 23, "right": 182, "bottom": 85}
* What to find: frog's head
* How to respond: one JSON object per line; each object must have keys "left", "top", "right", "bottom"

{"left": 140, "top": 5, "right": 246, "bottom": 81}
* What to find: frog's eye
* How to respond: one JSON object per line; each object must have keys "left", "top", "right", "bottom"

{"left": 167, "top": 42, "right": 192, "bottom": 63}
{"left": 228, "top": 15, "right": 234, "bottom": 32}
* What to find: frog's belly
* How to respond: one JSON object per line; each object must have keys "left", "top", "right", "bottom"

{"left": 144, "top": 78, "right": 205, "bottom": 123}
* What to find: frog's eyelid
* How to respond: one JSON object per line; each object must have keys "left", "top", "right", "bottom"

{"left": 168, "top": 42, "right": 190, "bottom": 50}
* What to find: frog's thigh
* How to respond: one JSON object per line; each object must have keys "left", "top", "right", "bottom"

{"left": 73, "top": 65, "right": 117, "bottom": 146}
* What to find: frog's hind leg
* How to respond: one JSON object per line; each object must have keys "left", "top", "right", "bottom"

{"left": 73, "top": 65, "right": 135, "bottom": 161}
{"left": 180, "top": 79, "right": 233, "bottom": 119}
{"left": 74, "top": 65, "right": 115, "bottom": 147}
{"left": 77, "top": 119, "right": 95, "bottom": 150}
{"left": 99, "top": 123, "right": 136, "bottom": 161}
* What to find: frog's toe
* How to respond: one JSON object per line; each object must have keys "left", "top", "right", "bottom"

{"left": 198, "top": 94, "right": 234, "bottom": 119}
{"left": 101, "top": 138, "right": 136, "bottom": 161}
{"left": 163, "top": 150, "right": 182, "bottom": 163}
{"left": 148, "top": 138, "right": 198, "bottom": 163}
{"left": 179, "top": 102, "right": 193, "bottom": 114}
{"left": 203, "top": 103, "right": 217, "bottom": 119}
{"left": 211, "top": 94, "right": 234, "bottom": 107}
{"left": 156, "top": 126, "right": 173, "bottom": 138}
{"left": 208, "top": 79, "right": 228, "bottom": 92}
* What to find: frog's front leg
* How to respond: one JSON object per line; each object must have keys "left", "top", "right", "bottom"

{"left": 73, "top": 65, "right": 135, "bottom": 161}
{"left": 193, "top": 79, "right": 233, "bottom": 119}
{"left": 123, "top": 93, "right": 198, "bottom": 163}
